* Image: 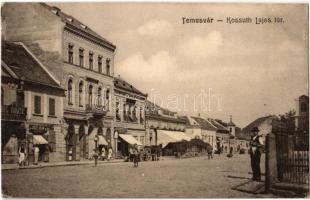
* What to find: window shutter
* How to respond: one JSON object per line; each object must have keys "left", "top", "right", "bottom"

{"left": 34, "top": 96, "right": 41, "bottom": 114}
{"left": 49, "top": 98, "right": 55, "bottom": 116}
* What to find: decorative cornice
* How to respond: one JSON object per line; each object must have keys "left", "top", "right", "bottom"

{"left": 64, "top": 24, "right": 116, "bottom": 52}
{"left": 114, "top": 88, "right": 147, "bottom": 100}
{"left": 146, "top": 114, "right": 187, "bottom": 124}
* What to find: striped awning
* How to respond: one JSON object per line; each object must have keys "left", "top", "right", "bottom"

{"left": 119, "top": 134, "right": 142, "bottom": 146}
{"left": 98, "top": 135, "right": 108, "bottom": 146}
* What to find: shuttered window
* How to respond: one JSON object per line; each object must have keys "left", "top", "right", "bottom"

{"left": 34, "top": 96, "right": 41, "bottom": 114}
{"left": 49, "top": 98, "right": 56, "bottom": 116}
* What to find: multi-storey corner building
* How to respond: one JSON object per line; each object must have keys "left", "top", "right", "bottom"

{"left": 1, "top": 41, "right": 65, "bottom": 163}
{"left": 113, "top": 76, "right": 147, "bottom": 157}
{"left": 2, "top": 3, "right": 116, "bottom": 161}
{"left": 145, "top": 101, "right": 187, "bottom": 146}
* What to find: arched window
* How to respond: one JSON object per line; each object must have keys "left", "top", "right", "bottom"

{"left": 106, "top": 59, "right": 110, "bottom": 75}
{"left": 79, "top": 81, "right": 83, "bottom": 107}
{"left": 88, "top": 85, "right": 93, "bottom": 106}
{"left": 132, "top": 105, "right": 137, "bottom": 121}
{"left": 300, "top": 102, "right": 307, "bottom": 113}
{"left": 140, "top": 107, "right": 144, "bottom": 124}
{"left": 97, "top": 87, "right": 102, "bottom": 106}
{"left": 105, "top": 89, "right": 110, "bottom": 111}
{"left": 68, "top": 79, "right": 73, "bottom": 105}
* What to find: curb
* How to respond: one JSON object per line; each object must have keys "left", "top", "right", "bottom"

{"left": 2, "top": 160, "right": 125, "bottom": 171}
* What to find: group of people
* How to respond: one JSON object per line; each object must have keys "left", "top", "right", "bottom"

{"left": 129, "top": 144, "right": 140, "bottom": 167}
{"left": 98, "top": 146, "right": 113, "bottom": 161}
{"left": 18, "top": 144, "right": 40, "bottom": 167}
{"left": 93, "top": 146, "right": 113, "bottom": 167}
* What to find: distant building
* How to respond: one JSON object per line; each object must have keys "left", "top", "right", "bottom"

{"left": 1, "top": 41, "right": 65, "bottom": 164}
{"left": 113, "top": 76, "right": 147, "bottom": 158}
{"left": 295, "top": 95, "right": 309, "bottom": 133}
{"left": 183, "top": 116, "right": 217, "bottom": 151}
{"left": 242, "top": 115, "right": 277, "bottom": 144}
{"left": 207, "top": 119, "right": 231, "bottom": 153}
{"left": 235, "top": 127, "right": 250, "bottom": 153}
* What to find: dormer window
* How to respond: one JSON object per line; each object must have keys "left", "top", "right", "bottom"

{"left": 80, "top": 24, "right": 87, "bottom": 29}
{"left": 51, "top": 9, "right": 58, "bottom": 15}
{"left": 67, "top": 17, "right": 73, "bottom": 22}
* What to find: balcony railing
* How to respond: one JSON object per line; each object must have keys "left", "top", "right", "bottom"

{"left": 85, "top": 104, "right": 107, "bottom": 115}
{"left": 1, "top": 104, "right": 27, "bottom": 121}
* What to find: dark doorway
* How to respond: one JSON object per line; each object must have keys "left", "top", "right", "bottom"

{"left": 79, "top": 125, "right": 86, "bottom": 159}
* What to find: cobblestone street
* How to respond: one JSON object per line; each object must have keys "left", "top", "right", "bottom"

{"left": 2, "top": 154, "right": 275, "bottom": 198}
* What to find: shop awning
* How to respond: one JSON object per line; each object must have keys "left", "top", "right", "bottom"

{"left": 118, "top": 134, "right": 142, "bottom": 146}
{"left": 157, "top": 130, "right": 191, "bottom": 148}
{"left": 98, "top": 135, "right": 108, "bottom": 146}
{"left": 33, "top": 135, "right": 48, "bottom": 145}
{"left": 166, "top": 131, "right": 191, "bottom": 141}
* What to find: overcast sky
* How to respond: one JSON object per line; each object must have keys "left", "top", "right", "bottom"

{"left": 51, "top": 3, "right": 308, "bottom": 127}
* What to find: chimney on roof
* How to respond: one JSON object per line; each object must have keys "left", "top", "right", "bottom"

{"left": 230, "top": 115, "right": 232, "bottom": 122}
{"left": 198, "top": 113, "right": 200, "bottom": 117}
{"left": 118, "top": 74, "right": 120, "bottom": 79}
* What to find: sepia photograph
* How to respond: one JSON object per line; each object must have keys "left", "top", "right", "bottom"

{"left": 1, "top": 2, "right": 309, "bottom": 198}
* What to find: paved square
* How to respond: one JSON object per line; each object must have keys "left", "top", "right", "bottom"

{"left": 2, "top": 154, "right": 274, "bottom": 198}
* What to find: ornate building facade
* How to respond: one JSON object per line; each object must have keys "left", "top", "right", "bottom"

{"left": 2, "top": 3, "right": 116, "bottom": 161}
{"left": 113, "top": 77, "right": 147, "bottom": 157}
{"left": 145, "top": 101, "right": 187, "bottom": 146}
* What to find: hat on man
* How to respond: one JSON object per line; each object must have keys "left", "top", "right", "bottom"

{"left": 251, "top": 126, "right": 260, "bottom": 132}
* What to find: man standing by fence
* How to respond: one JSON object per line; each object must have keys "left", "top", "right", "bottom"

{"left": 250, "top": 127, "right": 264, "bottom": 181}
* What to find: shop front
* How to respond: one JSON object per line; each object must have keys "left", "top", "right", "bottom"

{"left": 1, "top": 121, "right": 26, "bottom": 164}
{"left": 117, "top": 133, "right": 143, "bottom": 159}
{"left": 1, "top": 104, "right": 27, "bottom": 164}
{"left": 28, "top": 124, "right": 54, "bottom": 164}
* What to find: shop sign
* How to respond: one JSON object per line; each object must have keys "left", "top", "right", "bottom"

{"left": 1, "top": 105, "right": 27, "bottom": 121}
{"left": 29, "top": 124, "right": 50, "bottom": 134}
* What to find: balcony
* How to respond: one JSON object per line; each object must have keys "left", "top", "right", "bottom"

{"left": 85, "top": 104, "right": 107, "bottom": 116}
{"left": 1, "top": 104, "right": 27, "bottom": 121}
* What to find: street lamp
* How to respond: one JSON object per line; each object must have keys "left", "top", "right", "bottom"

{"left": 94, "top": 135, "right": 98, "bottom": 149}
{"left": 94, "top": 135, "right": 98, "bottom": 167}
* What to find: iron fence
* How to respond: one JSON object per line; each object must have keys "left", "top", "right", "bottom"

{"left": 275, "top": 133, "right": 309, "bottom": 184}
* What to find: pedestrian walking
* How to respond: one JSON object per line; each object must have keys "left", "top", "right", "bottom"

{"left": 107, "top": 147, "right": 112, "bottom": 161}
{"left": 249, "top": 127, "right": 264, "bottom": 181}
{"left": 18, "top": 144, "right": 26, "bottom": 167}
{"left": 101, "top": 146, "right": 106, "bottom": 161}
{"left": 207, "top": 147, "right": 212, "bottom": 159}
{"left": 129, "top": 146, "right": 134, "bottom": 162}
{"left": 93, "top": 149, "right": 99, "bottom": 167}
{"left": 34, "top": 145, "right": 39, "bottom": 165}
{"left": 133, "top": 144, "right": 139, "bottom": 167}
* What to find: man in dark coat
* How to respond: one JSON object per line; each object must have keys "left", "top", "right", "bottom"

{"left": 249, "top": 127, "right": 264, "bottom": 181}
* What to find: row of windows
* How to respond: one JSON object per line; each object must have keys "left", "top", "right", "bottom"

{"left": 34, "top": 95, "right": 56, "bottom": 116}
{"left": 115, "top": 102, "right": 144, "bottom": 124}
{"left": 67, "top": 79, "right": 110, "bottom": 109}
{"left": 68, "top": 44, "right": 111, "bottom": 75}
